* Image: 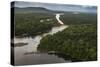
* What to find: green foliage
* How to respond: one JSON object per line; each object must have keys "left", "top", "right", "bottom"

{"left": 15, "top": 12, "right": 97, "bottom": 37}
{"left": 38, "top": 24, "right": 97, "bottom": 61}
{"left": 15, "top": 12, "right": 97, "bottom": 61}
{"left": 15, "top": 13, "right": 57, "bottom": 37}
{"left": 61, "top": 13, "right": 97, "bottom": 25}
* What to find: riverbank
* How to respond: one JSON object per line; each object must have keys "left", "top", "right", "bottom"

{"left": 14, "top": 25, "right": 69, "bottom": 65}
{"left": 38, "top": 24, "right": 97, "bottom": 61}
{"left": 15, "top": 13, "right": 57, "bottom": 37}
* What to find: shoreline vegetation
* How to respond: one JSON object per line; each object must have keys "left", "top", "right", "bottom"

{"left": 37, "top": 24, "right": 97, "bottom": 61}
{"left": 14, "top": 12, "right": 97, "bottom": 61}
{"left": 15, "top": 13, "right": 58, "bottom": 37}
{"left": 15, "top": 12, "right": 97, "bottom": 37}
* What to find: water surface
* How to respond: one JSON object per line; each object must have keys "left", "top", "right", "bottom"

{"left": 14, "top": 14, "right": 70, "bottom": 65}
{"left": 14, "top": 25, "right": 69, "bottom": 65}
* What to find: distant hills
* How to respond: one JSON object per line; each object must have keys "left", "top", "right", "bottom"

{"left": 12, "top": 6, "right": 97, "bottom": 14}
{"left": 14, "top": 7, "right": 55, "bottom": 13}
{"left": 12, "top": 1, "right": 97, "bottom": 14}
{"left": 13, "top": 7, "right": 65, "bottom": 13}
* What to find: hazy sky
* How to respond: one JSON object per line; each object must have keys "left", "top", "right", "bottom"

{"left": 14, "top": 1, "right": 97, "bottom": 13}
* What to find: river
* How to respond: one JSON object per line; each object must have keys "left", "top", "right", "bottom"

{"left": 14, "top": 14, "right": 69, "bottom": 65}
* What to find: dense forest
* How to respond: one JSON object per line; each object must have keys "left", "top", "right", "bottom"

{"left": 15, "top": 13, "right": 57, "bottom": 37}
{"left": 61, "top": 13, "right": 97, "bottom": 25}
{"left": 38, "top": 24, "right": 97, "bottom": 61}
{"left": 15, "top": 12, "right": 97, "bottom": 61}
{"left": 15, "top": 12, "right": 97, "bottom": 37}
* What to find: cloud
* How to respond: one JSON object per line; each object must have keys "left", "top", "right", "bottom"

{"left": 14, "top": 1, "right": 97, "bottom": 13}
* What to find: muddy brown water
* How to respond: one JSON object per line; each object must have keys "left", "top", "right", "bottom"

{"left": 14, "top": 25, "right": 71, "bottom": 65}
{"left": 14, "top": 13, "right": 71, "bottom": 65}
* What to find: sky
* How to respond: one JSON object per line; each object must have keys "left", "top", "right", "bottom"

{"left": 14, "top": 1, "right": 97, "bottom": 13}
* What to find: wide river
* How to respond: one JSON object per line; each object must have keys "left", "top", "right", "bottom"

{"left": 14, "top": 14, "right": 69, "bottom": 65}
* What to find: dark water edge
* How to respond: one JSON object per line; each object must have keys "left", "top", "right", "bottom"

{"left": 14, "top": 60, "right": 97, "bottom": 66}
{"left": 12, "top": 24, "right": 97, "bottom": 65}
{"left": 48, "top": 53, "right": 97, "bottom": 62}
{"left": 14, "top": 51, "right": 70, "bottom": 65}
{"left": 13, "top": 49, "right": 97, "bottom": 66}
{"left": 12, "top": 47, "right": 97, "bottom": 66}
